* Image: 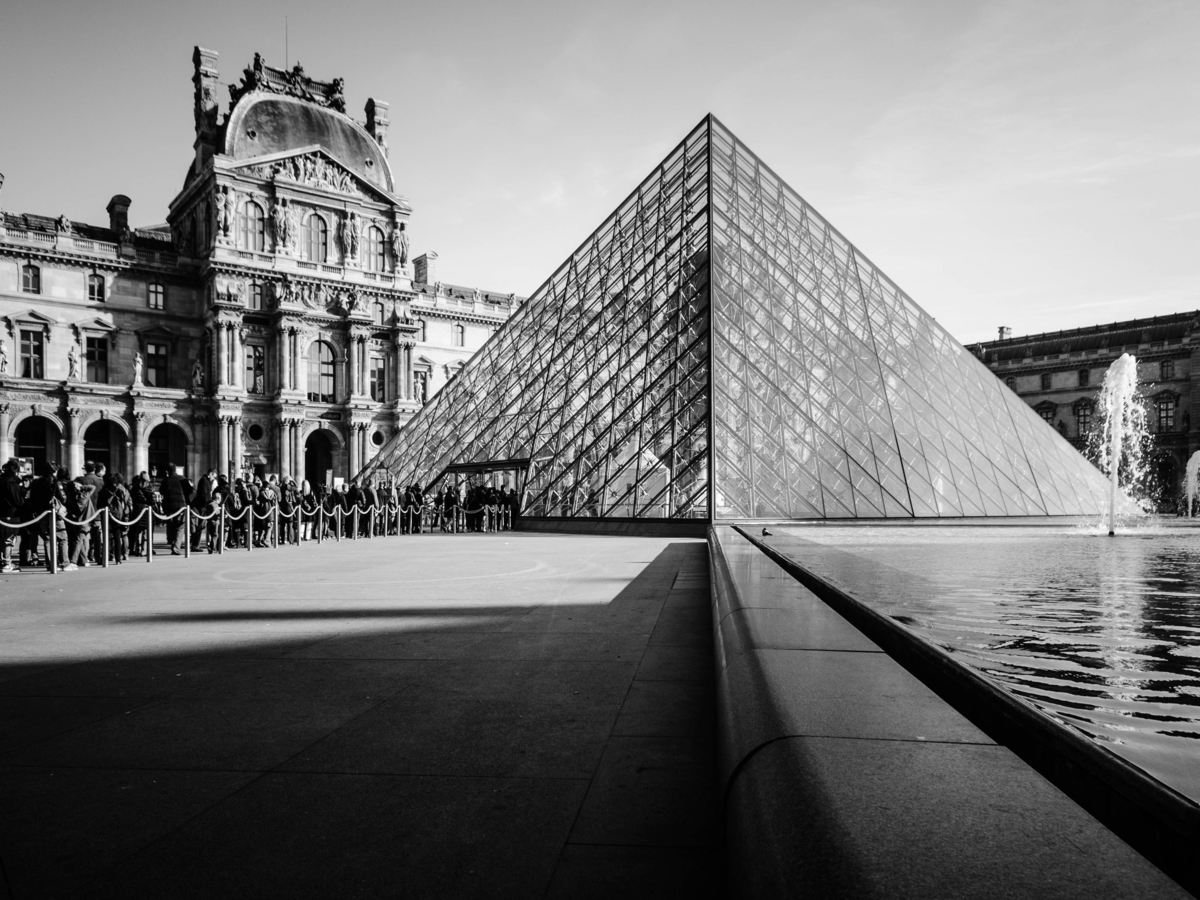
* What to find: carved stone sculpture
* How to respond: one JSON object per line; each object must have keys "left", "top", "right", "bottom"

{"left": 220, "top": 186, "right": 236, "bottom": 237}
{"left": 272, "top": 197, "right": 289, "bottom": 249}
{"left": 0, "top": 339, "right": 8, "bottom": 375}
{"left": 473, "top": 287, "right": 483, "bottom": 305}
{"left": 56, "top": 214, "right": 72, "bottom": 234}
{"left": 192, "top": 358, "right": 204, "bottom": 390}
{"left": 348, "top": 212, "right": 360, "bottom": 259}
{"left": 132, "top": 352, "right": 144, "bottom": 386}
{"left": 67, "top": 344, "right": 80, "bottom": 381}
{"left": 285, "top": 203, "right": 301, "bottom": 253}
{"left": 392, "top": 222, "right": 409, "bottom": 268}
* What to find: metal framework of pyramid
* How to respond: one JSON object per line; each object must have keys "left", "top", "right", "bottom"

{"left": 361, "top": 115, "right": 1110, "bottom": 522}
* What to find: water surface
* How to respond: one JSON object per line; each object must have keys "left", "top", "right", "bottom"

{"left": 776, "top": 523, "right": 1200, "bottom": 802}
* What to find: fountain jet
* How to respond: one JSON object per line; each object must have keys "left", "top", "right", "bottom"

{"left": 1093, "top": 353, "right": 1148, "bottom": 535}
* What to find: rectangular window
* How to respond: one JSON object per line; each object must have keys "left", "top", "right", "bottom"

{"left": 248, "top": 282, "right": 263, "bottom": 311}
{"left": 1040, "top": 373, "right": 1052, "bottom": 391}
{"left": 1076, "top": 405, "right": 1092, "bottom": 435}
{"left": 369, "top": 355, "right": 387, "bottom": 402}
{"left": 21, "top": 265, "right": 40, "bottom": 294}
{"left": 1077, "top": 369, "right": 1089, "bottom": 387}
{"left": 246, "top": 345, "right": 266, "bottom": 394}
{"left": 88, "top": 274, "right": 106, "bottom": 303}
{"left": 1038, "top": 407, "right": 1055, "bottom": 424}
{"left": 19, "top": 329, "right": 44, "bottom": 379}
{"left": 148, "top": 283, "right": 165, "bottom": 310}
{"left": 1162, "top": 359, "right": 1175, "bottom": 381}
{"left": 145, "top": 342, "right": 168, "bottom": 387}
{"left": 1158, "top": 398, "right": 1176, "bottom": 433}
{"left": 85, "top": 337, "right": 108, "bottom": 383}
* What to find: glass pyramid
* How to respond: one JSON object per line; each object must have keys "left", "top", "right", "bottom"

{"left": 361, "top": 116, "right": 1110, "bottom": 521}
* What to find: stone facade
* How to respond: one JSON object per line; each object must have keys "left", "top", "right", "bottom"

{"left": 0, "top": 48, "right": 521, "bottom": 487}
{"left": 973, "top": 312, "right": 1198, "bottom": 510}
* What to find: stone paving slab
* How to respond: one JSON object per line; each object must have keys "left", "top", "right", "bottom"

{"left": 0, "top": 533, "right": 723, "bottom": 899}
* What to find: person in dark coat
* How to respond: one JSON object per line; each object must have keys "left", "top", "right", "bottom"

{"left": 190, "top": 469, "right": 217, "bottom": 552}
{"left": 80, "top": 462, "right": 106, "bottom": 562}
{"left": 159, "top": 464, "right": 193, "bottom": 555}
{"left": 0, "top": 459, "right": 24, "bottom": 572}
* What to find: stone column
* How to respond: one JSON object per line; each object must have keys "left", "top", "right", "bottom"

{"left": 132, "top": 412, "right": 148, "bottom": 478}
{"left": 66, "top": 408, "right": 83, "bottom": 476}
{"left": 345, "top": 337, "right": 355, "bottom": 400}
{"left": 232, "top": 327, "right": 243, "bottom": 390}
{"left": 215, "top": 323, "right": 227, "bottom": 389}
{"left": 278, "top": 418, "right": 290, "bottom": 479}
{"left": 217, "top": 415, "right": 230, "bottom": 479}
{"left": 359, "top": 340, "right": 367, "bottom": 397}
{"left": 276, "top": 327, "right": 287, "bottom": 393}
{"left": 0, "top": 403, "right": 10, "bottom": 466}
{"left": 291, "top": 331, "right": 300, "bottom": 392}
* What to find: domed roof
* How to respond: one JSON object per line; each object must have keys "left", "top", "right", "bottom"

{"left": 225, "top": 93, "right": 393, "bottom": 193}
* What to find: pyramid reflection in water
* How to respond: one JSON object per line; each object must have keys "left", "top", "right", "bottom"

{"left": 361, "top": 116, "right": 1109, "bottom": 521}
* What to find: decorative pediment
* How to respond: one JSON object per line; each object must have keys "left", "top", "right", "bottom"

{"left": 137, "top": 324, "right": 180, "bottom": 350}
{"left": 4, "top": 309, "right": 57, "bottom": 338}
{"left": 72, "top": 317, "right": 119, "bottom": 345}
{"left": 231, "top": 147, "right": 394, "bottom": 203}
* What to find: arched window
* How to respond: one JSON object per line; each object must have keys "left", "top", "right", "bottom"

{"left": 417, "top": 319, "right": 426, "bottom": 342}
{"left": 238, "top": 201, "right": 266, "bottom": 252}
{"left": 363, "top": 226, "right": 386, "bottom": 272}
{"left": 375, "top": 301, "right": 387, "bottom": 326}
{"left": 21, "top": 264, "right": 40, "bottom": 294}
{"left": 453, "top": 323, "right": 465, "bottom": 347}
{"left": 307, "top": 340, "right": 337, "bottom": 403}
{"left": 304, "top": 214, "right": 328, "bottom": 263}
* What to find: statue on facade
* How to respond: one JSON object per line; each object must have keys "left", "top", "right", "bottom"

{"left": 392, "top": 222, "right": 409, "bottom": 268}
{"left": 473, "top": 287, "right": 483, "bottom": 305}
{"left": 285, "top": 203, "right": 301, "bottom": 253}
{"left": 271, "top": 197, "right": 288, "bottom": 249}
{"left": 0, "top": 339, "right": 8, "bottom": 375}
{"left": 328, "top": 77, "right": 347, "bottom": 114}
{"left": 343, "top": 288, "right": 361, "bottom": 315}
{"left": 192, "top": 358, "right": 204, "bottom": 391}
{"left": 132, "top": 352, "right": 143, "bottom": 386}
{"left": 56, "top": 214, "right": 72, "bottom": 234}
{"left": 219, "top": 186, "right": 236, "bottom": 237}
{"left": 67, "top": 344, "right": 80, "bottom": 382}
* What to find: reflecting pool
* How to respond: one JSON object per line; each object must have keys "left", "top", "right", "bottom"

{"left": 773, "top": 523, "right": 1200, "bottom": 803}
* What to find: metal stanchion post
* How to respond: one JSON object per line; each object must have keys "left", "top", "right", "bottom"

{"left": 368, "top": 507, "right": 374, "bottom": 539}
{"left": 352, "top": 507, "right": 359, "bottom": 540}
{"left": 184, "top": 508, "right": 191, "bottom": 559}
{"left": 247, "top": 509, "right": 254, "bottom": 552}
{"left": 102, "top": 508, "right": 110, "bottom": 568}
{"left": 219, "top": 508, "right": 225, "bottom": 555}
{"left": 335, "top": 507, "right": 341, "bottom": 542}
{"left": 273, "top": 503, "right": 279, "bottom": 549}
{"left": 146, "top": 509, "right": 153, "bottom": 564}
{"left": 49, "top": 506, "right": 58, "bottom": 574}
{"left": 317, "top": 506, "right": 324, "bottom": 544}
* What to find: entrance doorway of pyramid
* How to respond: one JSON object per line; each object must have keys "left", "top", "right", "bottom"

{"left": 433, "top": 458, "right": 529, "bottom": 507}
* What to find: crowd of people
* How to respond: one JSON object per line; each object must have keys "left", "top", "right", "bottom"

{"left": 0, "top": 458, "right": 520, "bottom": 574}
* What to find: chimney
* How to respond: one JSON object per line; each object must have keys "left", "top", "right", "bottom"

{"left": 414, "top": 252, "right": 437, "bottom": 286}
{"left": 192, "top": 47, "right": 221, "bottom": 173}
{"left": 998, "top": 326, "right": 1012, "bottom": 341}
{"left": 365, "top": 98, "right": 390, "bottom": 156}
{"left": 106, "top": 195, "right": 132, "bottom": 233}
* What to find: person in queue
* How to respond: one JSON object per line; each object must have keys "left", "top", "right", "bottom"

{"left": 80, "top": 462, "right": 106, "bottom": 563}
{"left": 299, "top": 480, "right": 317, "bottom": 541}
{"left": 66, "top": 469, "right": 97, "bottom": 567}
{"left": 190, "top": 468, "right": 218, "bottom": 553}
{"left": 100, "top": 471, "right": 133, "bottom": 564}
{"left": 0, "top": 459, "right": 23, "bottom": 573}
{"left": 159, "top": 464, "right": 193, "bottom": 556}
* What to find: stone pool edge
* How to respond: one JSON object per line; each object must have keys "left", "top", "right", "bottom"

{"left": 728, "top": 524, "right": 1200, "bottom": 897}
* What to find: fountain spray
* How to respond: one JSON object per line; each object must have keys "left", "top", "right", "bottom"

{"left": 1186, "top": 451, "right": 1200, "bottom": 518}
{"left": 1092, "top": 354, "right": 1147, "bottom": 535}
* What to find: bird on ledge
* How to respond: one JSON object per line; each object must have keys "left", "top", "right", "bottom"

{"left": 761, "top": 527, "right": 772, "bottom": 536}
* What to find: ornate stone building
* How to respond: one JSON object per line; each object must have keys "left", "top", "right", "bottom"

{"left": 973, "top": 311, "right": 1198, "bottom": 509}
{"left": 0, "top": 48, "right": 521, "bottom": 486}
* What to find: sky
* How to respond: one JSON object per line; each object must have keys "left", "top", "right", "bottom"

{"left": 1, "top": 0, "right": 1196, "bottom": 344}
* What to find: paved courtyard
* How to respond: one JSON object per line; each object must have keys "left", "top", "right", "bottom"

{"left": 0, "top": 533, "right": 722, "bottom": 899}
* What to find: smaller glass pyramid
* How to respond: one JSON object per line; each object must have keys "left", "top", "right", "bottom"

{"left": 361, "top": 116, "right": 1110, "bottom": 521}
